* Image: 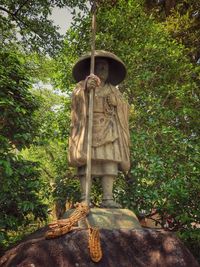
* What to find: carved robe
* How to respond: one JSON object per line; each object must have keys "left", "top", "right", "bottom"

{"left": 68, "top": 81, "right": 130, "bottom": 175}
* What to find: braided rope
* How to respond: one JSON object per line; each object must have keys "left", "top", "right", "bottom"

{"left": 45, "top": 203, "right": 89, "bottom": 239}
{"left": 88, "top": 227, "right": 102, "bottom": 262}
{"left": 45, "top": 203, "right": 103, "bottom": 263}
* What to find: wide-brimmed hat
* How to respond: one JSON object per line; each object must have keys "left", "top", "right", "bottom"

{"left": 72, "top": 50, "right": 126, "bottom": 85}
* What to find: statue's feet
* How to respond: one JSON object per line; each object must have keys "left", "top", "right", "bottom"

{"left": 100, "top": 199, "right": 122, "bottom": 209}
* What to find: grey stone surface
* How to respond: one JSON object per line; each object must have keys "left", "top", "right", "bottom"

{"left": 78, "top": 208, "right": 142, "bottom": 229}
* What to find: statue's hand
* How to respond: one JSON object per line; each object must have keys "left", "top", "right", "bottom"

{"left": 86, "top": 74, "right": 101, "bottom": 90}
{"left": 107, "top": 94, "right": 117, "bottom": 106}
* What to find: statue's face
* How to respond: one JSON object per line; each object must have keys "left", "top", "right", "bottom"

{"left": 95, "top": 58, "right": 109, "bottom": 82}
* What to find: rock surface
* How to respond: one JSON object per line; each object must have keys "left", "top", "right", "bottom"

{"left": 1, "top": 227, "right": 199, "bottom": 267}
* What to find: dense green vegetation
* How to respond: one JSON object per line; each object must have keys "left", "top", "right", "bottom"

{"left": 144, "top": 0, "right": 200, "bottom": 62}
{"left": 0, "top": 0, "right": 199, "bottom": 262}
{"left": 0, "top": 46, "right": 49, "bottom": 250}
{"left": 0, "top": 0, "right": 87, "bottom": 55}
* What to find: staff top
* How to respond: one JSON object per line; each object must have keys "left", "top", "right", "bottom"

{"left": 72, "top": 50, "right": 127, "bottom": 85}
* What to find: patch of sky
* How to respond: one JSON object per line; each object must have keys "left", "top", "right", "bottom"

{"left": 51, "top": 104, "right": 64, "bottom": 112}
{"left": 50, "top": 7, "right": 73, "bottom": 34}
{"left": 33, "top": 81, "right": 68, "bottom": 97}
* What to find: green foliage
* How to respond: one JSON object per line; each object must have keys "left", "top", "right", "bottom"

{"left": 178, "top": 228, "right": 200, "bottom": 263}
{"left": 95, "top": 0, "right": 200, "bottom": 228}
{"left": 0, "top": 0, "right": 88, "bottom": 55}
{"left": 53, "top": 174, "right": 80, "bottom": 205}
{"left": 0, "top": 153, "right": 48, "bottom": 249}
{"left": 0, "top": 46, "right": 39, "bottom": 149}
{"left": 144, "top": 0, "right": 200, "bottom": 62}
{"left": 21, "top": 87, "right": 80, "bottom": 211}
{"left": 0, "top": 46, "right": 48, "bottom": 252}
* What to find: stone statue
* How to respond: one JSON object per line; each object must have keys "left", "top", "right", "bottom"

{"left": 69, "top": 50, "right": 130, "bottom": 208}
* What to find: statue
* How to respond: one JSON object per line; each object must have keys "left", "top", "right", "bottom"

{"left": 69, "top": 50, "right": 130, "bottom": 208}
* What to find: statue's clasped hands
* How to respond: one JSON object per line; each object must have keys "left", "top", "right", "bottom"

{"left": 86, "top": 74, "right": 101, "bottom": 90}
{"left": 107, "top": 94, "right": 117, "bottom": 107}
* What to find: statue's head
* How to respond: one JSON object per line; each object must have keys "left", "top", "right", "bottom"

{"left": 72, "top": 50, "right": 126, "bottom": 85}
{"left": 95, "top": 58, "right": 109, "bottom": 83}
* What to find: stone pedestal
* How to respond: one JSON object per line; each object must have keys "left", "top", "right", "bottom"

{"left": 77, "top": 208, "right": 142, "bottom": 229}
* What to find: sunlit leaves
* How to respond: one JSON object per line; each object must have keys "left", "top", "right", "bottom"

{"left": 0, "top": 46, "right": 48, "bottom": 250}
{"left": 0, "top": 0, "right": 88, "bottom": 55}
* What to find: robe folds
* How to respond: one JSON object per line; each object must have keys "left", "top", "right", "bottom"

{"left": 68, "top": 81, "right": 130, "bottom": 174}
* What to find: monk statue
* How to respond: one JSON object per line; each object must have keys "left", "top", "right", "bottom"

{"left": 69, "top": 50, "right": 130, "bottom": 208}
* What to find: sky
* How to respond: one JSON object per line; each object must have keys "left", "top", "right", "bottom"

{"left": 51, "top": 7, "right": 74, "bottom": 34}
{"left": 51, "top": 3, "right": 90, "bottom": 34}
{"left": 33, "top": 7, "right": 75, "bottom": 93}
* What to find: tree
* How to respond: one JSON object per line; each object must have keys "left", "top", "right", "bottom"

{"left": 144, "top": 0, "right": 200, "bottom": 62}
{"left": 0, "top": 0, "right": 89, "bottom": 250}
{"left": 21, "top": 87, "right": 81, "bottom": 218}
{"left": 0, "top": 45, "right": 49, "bottom": 251}
{"left": 0, "top": 0, "right": 88, "bottom": 55}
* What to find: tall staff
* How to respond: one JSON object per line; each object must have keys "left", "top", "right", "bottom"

{"left": 85, "top": 1, "right": 97, "bottom": 206}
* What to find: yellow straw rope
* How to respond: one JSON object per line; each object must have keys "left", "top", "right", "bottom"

{"left": 45, "top": 203, "right": 102, "bottom": 263}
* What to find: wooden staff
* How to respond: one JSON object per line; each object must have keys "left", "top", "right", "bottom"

{"left": 85, "top": 0, "right": 97, "bottom": 206}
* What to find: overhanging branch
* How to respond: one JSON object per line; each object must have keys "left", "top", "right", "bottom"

{"left": 14, "top": 0, "right": 31, "bottom": 16}
{"left": 0, "top": 6, "right": 14, "bottom": 16}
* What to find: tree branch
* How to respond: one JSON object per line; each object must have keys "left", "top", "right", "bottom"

{"left": 0, "top": 6, "right": 14, "bottom": 16}
{"left": 14, "top": 0, "right": 31, "bottom": 16}
{"left": 0, "top": 3, "right": 45, "bottom": 43}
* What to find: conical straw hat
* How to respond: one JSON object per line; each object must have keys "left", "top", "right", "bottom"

{"left": 72, "top": 50, "right": 126, "bottom": 85}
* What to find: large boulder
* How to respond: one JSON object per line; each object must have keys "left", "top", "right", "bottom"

{"left": 0, "top": 227, "right": 199, "bottom": 267}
